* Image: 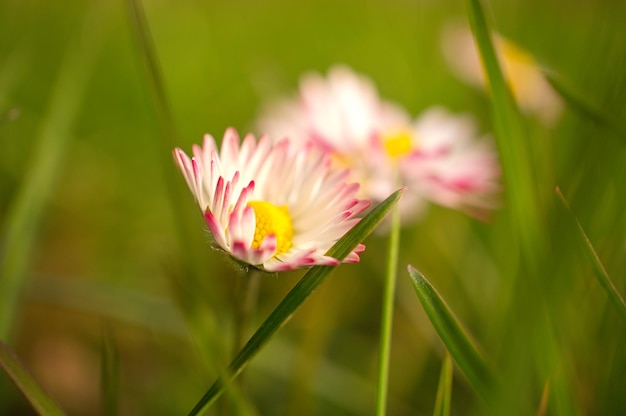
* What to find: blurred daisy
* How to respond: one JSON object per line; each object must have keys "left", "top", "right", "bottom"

{"left": 259, "top": 66, "right": 411, "bottom": 204}
{"left": 400, "top": 107, "right": 500, "bottom": 217}
{"left": 257, "top": 65, "right": 499, "bottom": 222}
{"left": 173, "top": 128, "right": 370, "bottom": 272}
{"left": 441, "top": 22, "right": 562, "bottom": 124}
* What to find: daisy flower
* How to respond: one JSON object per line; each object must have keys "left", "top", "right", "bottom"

{"left": 257, "top": 65, "right": 499, "bottom": 222}
{"left": 173, "top": 128, "right": 370, "bottom": 272}
{"left": 441, "top": 22, "right": 562, "bottom": 124}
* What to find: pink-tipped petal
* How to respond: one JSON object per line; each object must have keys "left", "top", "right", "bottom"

{"left": 204, "top": 210, "right": 227, "bottom": 249}
{"left": 221, "top": 128, "right": 241, "bottom": 168}
{"left": 213, "top": 176, "right": 224, "bottom": 214}
{"left": 343, "top": 252, "right": 361, "bottom": 263}
{"left": 231, "top": 241, "right": 250, "bottom": 263}
{"left": 240, "top": 205, "right": 256, "bottom": 247}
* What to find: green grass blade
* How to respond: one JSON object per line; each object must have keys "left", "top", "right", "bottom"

{"left": 125, "top": 0, "right": 212, "bottom": 294}
{"left": 0, "top": 10, "right": 103, "bottom": 340}
{"left": 126, "top": 0, "right": 178, "bottom": 150}
{"left": 433, "top": 352, "right": 453, "bottom": 416}
{"left": 544, "top": 73, "right": 626, "bottom": 143}
{"left": 100, "top": 329, "right": 120, "bottom": 416}
{"left": 408, "top": 266, "right": 496, "bottom": 400}
{"left": 376, "top": 203, "right": 401, "bottom": 416}
{"left": 187, "top": 188, "right": 405, "bottom": 416}
{"left": 555, "top": 187, "right": 626, "bottom": 322}
{"left": 467, "top": 0, "right": 542, "bottom": 257}
{"left": 125, "top": 0, "right": 186, "bottom": 240}
{"left": 0, "top": 340, "right": 66, "bottom": 416}
{"left": 125, "top": 3, "right": 235, "bottom": 405}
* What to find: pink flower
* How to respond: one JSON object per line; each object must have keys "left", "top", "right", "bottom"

{"left": 258, "top": 65, "right": 500, "bottom": 222}
{"left": 173, "top": 128, "right": 370, "bottom": 272}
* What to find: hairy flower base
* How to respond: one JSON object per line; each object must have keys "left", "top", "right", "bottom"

{"left": 174, "top": 128, "right": 369, "bottom": 271}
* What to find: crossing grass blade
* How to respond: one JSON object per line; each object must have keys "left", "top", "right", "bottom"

{"left": 433, "top": 352, "right": 453, "bottom": 416}
{"left": 0, "top": 340, "right": 66, "bottom": 416}
{"left": 467, "top": 0, "right": 542, "bottom": 258}
{"left": 545, "top": 73, "right": 626, "bottom": 144}
{"left": 186, "top": 188, "right": 404, "bottom": 416}
{"left": 408, "top": 266, "right": 496, "bottom": 401}
{"left": 556, "top": 187, "right": 626, "bottom": 322}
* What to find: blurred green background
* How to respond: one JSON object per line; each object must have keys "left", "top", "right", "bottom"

{"left": 1, "top": 0, "right": 626, "bottom": 414}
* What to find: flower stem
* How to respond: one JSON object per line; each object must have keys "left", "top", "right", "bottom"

{"left": 232, "top": 270, "right": 261, "bottom": 364}
{"left": 214, "top": 270, "right": 260, "bottom": 416}
{"left": 376, "top": 203, "right": 401, "bottom": 416}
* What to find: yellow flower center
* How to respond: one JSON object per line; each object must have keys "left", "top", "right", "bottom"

{"left": 247, "top": 200, "right": 294, "bottom": 255}
{"left": 383, "top": 132, "right": 413, "bottom": 159}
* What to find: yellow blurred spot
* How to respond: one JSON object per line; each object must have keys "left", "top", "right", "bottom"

{"left": 383, "top": 132, "right": 413, "bottom": 159}
{"left": 495, "top": 37, "right": 538, "bottom": 100}
{"left": 331, "top": 152, "right": 353, "bottom": 169}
